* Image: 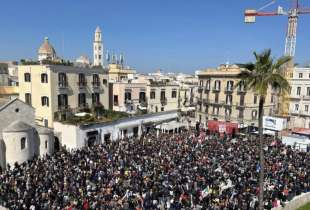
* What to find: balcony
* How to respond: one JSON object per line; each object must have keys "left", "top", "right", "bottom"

{"left": 77, "top": 81, "right": 87, "bottom": 88}
{"left": 78, "top": 103, "right": 89, "bottom": 110}
{"left": 58, "top": 105, "right": 70, "bottom": 111}
{"left": 139, "top": 100, "right": 148, "bottom": 107}
{"left": 198, "top": 86, "right": 203, "bottom": 93}
{"left": 237, "top": 88, "right": 247, "bottom": 94}
{"left": 203, "top": 98, "right": 210, "bottom": 105}
{"left": 125, "top": 99, "right": 133, "bottom": 105}
{"left": 223, "top": 101, "right": 233, "bottom": 107}
{"left": 204, "top": 86, "right": 210, "bottom": 93}
{"left": 92, "top": 102, "right": 102, "bottom": 108}
{"left": 58, "top": 82, "right": 68, "bottom": 89}
{"left": 236, "top": 102, "right": 245, "bottom": 108}
{"left": 160, "top": 98, "right": 167, "bottom": 106}
{"left": 212, "top": 87, "right": 221, "bottom": 92}
{"left": 224, "top": 87, "right": 234, "bottom": 94}
{"left": 196, "top": 98, "right": 202, "bottom": 105}
{"left": 303, "top": 95, "right": 310, "bottom": 101}
{"left": 92, "top": 81, "right": 100, "bottom": 88}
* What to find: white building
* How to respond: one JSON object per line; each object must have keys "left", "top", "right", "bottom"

{"left": 288, "top": 67, "right": 310, "bottom": 128}
{"left": 93, "top": 26, "right": 103, "bottom": 67}
{"left": 0, "top": 98, "right": 54, "bottom": 170}
{"left": 54, "top": 110, "right": 178, "bottom": 150}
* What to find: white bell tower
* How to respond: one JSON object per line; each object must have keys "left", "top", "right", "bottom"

{"left": 93, "top": 26, "right": 103, "bottom": 66}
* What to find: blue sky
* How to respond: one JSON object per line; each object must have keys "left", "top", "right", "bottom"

{"left": 0, "top": 0, "right": 310, "bottom": 73}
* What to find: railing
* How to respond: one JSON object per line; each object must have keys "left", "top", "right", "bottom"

{"left": 160, "top": 98, "right": 167, "bottom": 106}
{"left": 139, "top": 100, "right": 148, "bottom": 107}
{"left": 125, "top": 99, "right": 133, "bottom": 104}
{"left": 212, "top": 87, "right": 221, "bottom": 92}
{"left": 303, "top": 95, "right": 310, "bottom": 100}
{"left": 237, "top": 88, "right": 247, "bottom": 94}
{"left": 58, "top": 82, "right": 68, "bottom": 89}
{"left": 58, "top": 105, "right": 70, "bottom": 111}
{"left": 92, "top": 81, "right": 100, "bottom": 88}
{"left": 77, "top": 81, "right": 87, "bottom": 88}
{"left": 224, "top": 87, "right": 234, "bottom": 93}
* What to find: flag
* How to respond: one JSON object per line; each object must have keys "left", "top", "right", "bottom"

{"left": 200, "top": 186, "right": 210, "bottom": 199}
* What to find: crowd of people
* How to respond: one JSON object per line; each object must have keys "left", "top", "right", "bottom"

{"left": 0, "top": 128, "right": 309, "bottom": 210}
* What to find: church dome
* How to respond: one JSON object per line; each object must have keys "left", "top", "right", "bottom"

{"left": 3, "top": 120, "right": 33, "bottom": 133}
{"left": 38, "top": 37, "right": 56, "bottom": 56}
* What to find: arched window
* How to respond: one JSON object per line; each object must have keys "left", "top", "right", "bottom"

{"left": 41, "top": 96, "right": 49, "bottom": 107}
{"left": 41, "top": 73, "right": 48, "bottom": 83}
{"left": 24, "top": 73, "right": 31, "bottom": 82}
{"left": 21, "top": 138, "right": 26, "bottom": 150}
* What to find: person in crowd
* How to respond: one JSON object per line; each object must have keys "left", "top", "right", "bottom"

{"left": 0, "top": 128, "right": 309, "bottom": 210}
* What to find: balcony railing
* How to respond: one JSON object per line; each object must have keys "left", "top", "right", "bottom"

{"left": 139, "top": 100, "right": 148, "bottom": 107}
{"left": 92, "top": 81, "right": 100, "bottom": 88}
{"left": 58, "top": 82, "right": 68, "bottom": 89}
{"left": 58, "top": 105, "right": 70, "bottom": 111}
{"left": 224, "top": 87, "right": 234, "bottom": 93}
{"left": 160, "top": 98, "right": 167, "bottom": 106}
{"left": 236, "top": 102, "right": 245, "bottom": 108}
{"left": 212, "top": 87, "right": 221, "bottom": 92}
{"left": 237, "top": 88, "right": 247, "bottom": 94}
{"left": 125, "top": 99, "right": 133, "bottom": 105}
{"left": 203, "top": 98, "right": 210, "bottom": 105}
{"left": 77, "top": 81, "right": 87, "bottom": 88}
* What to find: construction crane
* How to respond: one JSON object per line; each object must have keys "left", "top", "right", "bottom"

{"left": 244, "top": 0, "right": 310, "bottom": 57}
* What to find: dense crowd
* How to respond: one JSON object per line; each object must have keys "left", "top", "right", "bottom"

{"left": 0, "top": 129, "right": 309, "bottom": 210}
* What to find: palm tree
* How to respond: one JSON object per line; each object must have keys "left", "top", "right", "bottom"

{"left": 236, "top": 49, "right": 291, "bottom": 210}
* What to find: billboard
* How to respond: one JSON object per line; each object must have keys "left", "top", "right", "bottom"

{"left": 263, "top": 116, "right": 287, "bottom": 131}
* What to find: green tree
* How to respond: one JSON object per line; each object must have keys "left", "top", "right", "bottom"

{"left": 237, "top": 49, "right": 291, "bottom": 210}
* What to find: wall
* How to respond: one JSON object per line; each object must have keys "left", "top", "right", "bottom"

{"left": 53, "top": 122, "right": 79, "bottom": 150}
{"left": 272, "top": 192, "right": 310, "bottom": 210}
{"left": 0, "top": 99, "right": 35, "bottom": 134}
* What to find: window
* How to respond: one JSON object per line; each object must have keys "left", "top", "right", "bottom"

{"left": 124, "top": 92, "right": 131, "bottom": 101}
{"left": 240, "top": 95, "right": 245, "bottom": 106}
{"left": 92, "top": 93, "right": 100, "bottom": 104}
{"left": 252, "top": 110, "right": 258, "bottom": 120}
{"left": 212, "top": 107, "right": 219, "bottom": 115}
{"left": 139, "top": 92, "right": 146, "bottom": 103}
{"left": 305, "top": 105, "right": 309, "bottom": 112}
{"left": 309, "top": 73, "right": 310, "bottom": 78}
{"left": 290, "top": 73, "right": 293, "bottom": 78}
{"left": 214, "top": 80, "right": 221, "bottom": 90}
{"left": 295, "top": 104, "right": 299, "bottom": 111}
{"left": 199, "top": 80, "right": 203, "bottom": 86}
{"left": 98, "top": 55, "right": 102, "bottom": 60}
{"left": 93, "top": 74, "right": 100, "bottom": 86}
{"left": 238, "top": 110, "right": 244, "bottom": 119}
{"left": 41, "top": 73, "right": 48, "bottom": 83}
{"left": 307, "top": 87, "right": 310, "bottom": 96}
{"left": 102, "top": 79, "right": 108, "bottom": 85}
{"left": 58, "top": 94, "right": 68, "bottom": 108}
{"left": 215, "top": 93, "right": 219, "bottom": 103}
{"left": 24, "top": 73, "right": 31, "bottom": 82}
{"left": 160, "top": 91, "right": 166, "bottom": 100}
{"left": 299, "top": 73, "right": 303, "bottom": 78}
{"left": 171, "top": 90, "right": 177, "bottom": 98}
{"left": 21, "top": 138, "right": 26, "bottom": 150}
{"left": 206, "top": 80, "right": 211, "bottom": 90}
{"left": 78, "top": 73, "right": 86, "bottom": 86}
{"left": 161, "top": 107, "right": 164, "bottom": 111}
{"left": 58, "top": 73, "right": 67, "bottom": 87}
{"left": 297, "top": 87, "right": 301, "bottom": 95}
{"left": 113, "top": 95, "right": 119, "bottom": 106}
{"left": 226, "top": 95, "right": 232, "bottom": 105}
{"left": 99, "top": 46, "right": 101, "bottom": 51}
{"left": 271, "top": 94, "right": 274, "bottom": 103}
{"left": 254, "top": 95, "right": 257, "bottom": 104}
{"left": 150, "top": 91, "right": 156, "bottom": 99}
{"left": 45, "top": 140, "right": 48, "bottom": 149}
{"left": 78, "top": 93, "right": 86, "bottom": 106}
{"left": 25, "top": 93, "right": 32, "bottom": 105}
{"left": 41, "top": 96, "right": 49, "bottom": 107}
{"left": 226, "top": 81, "right": 234, "bottom": 91}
